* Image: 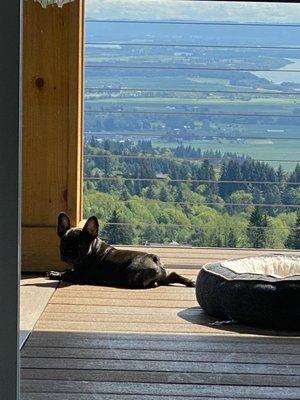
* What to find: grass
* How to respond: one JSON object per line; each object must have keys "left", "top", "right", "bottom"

{"left": 85, "top": 96, "right": 300, "bottom": 107}
{"left": 152, "top": 138, "right": 300, "bottom": 171}
{"left": 85, "top": 76, "right": 251, "bottom": 90}
{"left": 84, "top": 62, "right": 300, "bottom": 172}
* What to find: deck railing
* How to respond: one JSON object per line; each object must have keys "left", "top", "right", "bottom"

{"left": 83, "top": 10, "right": 300, "bottom": 249}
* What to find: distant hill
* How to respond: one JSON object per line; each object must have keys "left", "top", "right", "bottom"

{"left": 86, "top": 20, "right": 300, "bottom": 46}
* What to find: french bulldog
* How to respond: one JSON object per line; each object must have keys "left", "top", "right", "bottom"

{"left": 47, "top": 212, "right": 196, "bottom": 288}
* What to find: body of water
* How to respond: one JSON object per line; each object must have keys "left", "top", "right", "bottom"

{"left": 253, "top": 58, "right": 300, "bottom": 85}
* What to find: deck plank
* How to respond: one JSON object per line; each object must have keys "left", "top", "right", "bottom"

{"left": 21, "top": 380, "right": 300, "bottom": 398}
{"left": 21, "top": 247, "right": 300, "bottom": 399}
{"left": 20, "top": 395, "right": 294, "bottom": 400}
{"left": 21, "top": 346, "right": 300, "bottom": 364}
{"left": 20, "top": 275, "right": 59, "bottom": 349}
{"left": 21, "top": 357, "right": 300, "bottom": 375}
{"left": 21, "top": 369, "right": 299, "bottom": 387}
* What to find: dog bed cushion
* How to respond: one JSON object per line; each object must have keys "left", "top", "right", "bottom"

{"left": 196, "top": 255, "right": 300, "bottom": 330}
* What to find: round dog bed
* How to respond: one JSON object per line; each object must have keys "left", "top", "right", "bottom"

{"left": 196, "top": 255, "right": 300, "bottom": 330}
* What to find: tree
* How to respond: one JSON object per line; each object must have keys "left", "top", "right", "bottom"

{"left": 227, "top": 190, "right": 253, "bottom": 215}
{"left": 103, "top": 210, "right": 135, "bottom": 245}
{"left": 219, "top": 160, "right": 242, "bottom": 198}
{"left": 277, "top": 165, "right": 285, "bottom": 182}
{"left": 175, "top": 188, "right": 184, "bottom": 203}
{"left": 120, "top": 187, "right": 131, "bottom": 201}
{"left": 141, "top": 225, "right": 165, "bottom": 244}
{"left": 226, "top": 228, "right": 238, "bottom": 248}
{"left": 286, "top": 212, "right": 300, "bottom": 249}
{"left": 145, "top": 186, "right": 156, "bottom": 199}
{"left": 159, "top": 186, "right": 170, "bottom": 202}
{"left": 89, "top": 136, "right": 98, "bottom": 148}
{"left": 247, "top": 206, "right": 269, "bottom": 248}
{"left": 289, "top": 163, "right": 300, "bottom": 185}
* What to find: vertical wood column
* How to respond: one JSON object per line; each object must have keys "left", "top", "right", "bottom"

{"left": 22, "top": 1, "right": 84, "bottom": 271}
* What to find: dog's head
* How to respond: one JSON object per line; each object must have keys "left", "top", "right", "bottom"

{"left": 57, "top": 212, "right": 99, "bottom": 265}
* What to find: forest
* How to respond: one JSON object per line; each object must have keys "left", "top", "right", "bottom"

{"left": 84, "top": 20, "right": 300, "bottom": 248}
{"left": 84, "top": 139, "right": 300, "bottom": 249}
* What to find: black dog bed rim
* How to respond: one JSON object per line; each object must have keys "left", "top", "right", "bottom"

{"left": 201, "top": 261, "right": 300, "bottom": 283}
{"left": 196, "top": 254, "right": 300, "bottom": 330}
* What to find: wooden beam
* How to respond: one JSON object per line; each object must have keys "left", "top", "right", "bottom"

{"left": 22, "top": 1, "right": 84, "bottom": 270}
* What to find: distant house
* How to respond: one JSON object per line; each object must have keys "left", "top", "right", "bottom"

{"left": 156, "top": 173, "right": 169, "bottom": 179}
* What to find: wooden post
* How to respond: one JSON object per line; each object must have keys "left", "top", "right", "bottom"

{"left": 22, "top": 0, "right": 84, "bottom": 271}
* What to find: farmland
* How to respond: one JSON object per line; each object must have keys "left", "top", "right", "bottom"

{"left": 83, "top": 20, "right": 300, "bottom": 247}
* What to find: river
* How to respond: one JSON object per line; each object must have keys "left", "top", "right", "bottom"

{"left": 253, "top": 58, "right": 300, "bottom": 85}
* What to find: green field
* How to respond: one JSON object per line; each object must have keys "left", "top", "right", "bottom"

{"left": 153, "top": 138, "right": 300, "bottom": 171}
{"left": 85, "top": 54, "right": 300, "bottom": 172}
{"left": 85, "top": 96, "right": 300, "bottom": 107}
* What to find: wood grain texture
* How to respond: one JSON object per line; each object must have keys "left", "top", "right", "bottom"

{"left": 22, "top": 231, "right": 300, "bottom": 272}
{"left": 22, "top": 227, "right": 65, "bottom": 271}
{"left": 20, "top": 380, "right": 300, "bottom": 398}
{"left": 21, "top": 357, "right": 300, "bottom": 375}
{"left": 21, "top": 369, "right": 299, "bottom": 387}
{"left": 20, "top": 395, "right": 293, "bottom": 400}
{"left": 21, "top": 346, "right": 300, "bottom": 364}
{"left": 20, "top": 253, "right": 300, "bottom": 398}
{"left": 24, "top": 331, "right": 300, "bottom": 353}
{"left": 27, "top": 266, "right": 300, "bottom": 337}
{"left": 22, "top": 0, "right": 84, "bottom": 270}
{"left": 20, "top": 275, "right": 58, "bottom": 348}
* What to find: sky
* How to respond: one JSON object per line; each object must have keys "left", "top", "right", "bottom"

{"left": 85, "top": 0, "right": 300, "bottom": 23}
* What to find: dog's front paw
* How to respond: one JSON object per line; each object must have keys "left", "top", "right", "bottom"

{"left": 187, "top": 279, "right": 196, "bottom": 288}
{"left": 47, "top": 271, "right": 61, "bottom": 280}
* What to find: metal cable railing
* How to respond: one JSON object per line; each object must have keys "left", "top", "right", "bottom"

{"left": 84, "top": 176, "right": 300, "bottom": 186}
{"left": 83, "top": 197, "right": 300, "bottom": 209}
{"left": 84, "top": 16, "right": 300, "bottom": 247}
{"left": 85, "top": 88, "right": 300, "bottom": 96}
{"left": 84, "top": 153, "right": 300, "bottom": 163}
{"left": 85, "top": 19, "right": 300, "bottom": 27}
{"left": 86, "top": 42, "right": 300, "bottom": 51}
{"left": 85, "top": 110, "right": 300, "bottom": 118}
{"left": 85, "top": 65, "right": 300, "bottom": 73}
{"left": 95, "top": 222, "right": 299, "bottom": 231}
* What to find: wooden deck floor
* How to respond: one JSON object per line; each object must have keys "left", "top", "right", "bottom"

{"left": 20, "top": 247, "right": 300, "bottom": 399}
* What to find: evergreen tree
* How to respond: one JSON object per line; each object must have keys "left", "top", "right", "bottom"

{"left": 247, "top": 206, "right": 268, "bottom": 248}
{"left": 277, "top": 165, "right": 285, "bottom": 183}
{"left": 103, "top": 210, "right": 135, "bottom": 245}
{"left": 159, "top": 186, "right": 170, "bottom": 202}
{"left": 125, "top": 180, "right": 135, "bottom": 196}
{"left": 146, "top": 186, "right": 156, "bottom": 199}
{"left": 90, "top": 136, "right": 98, "bottom": 147}
{"left": 286, "top": 212, "right": 300, "bottom": 249}
{"left": 175, "top": 188, "right": 184, "bottom": 203}
{"left": 133, "top": 180, "right": 142, "bottom": 196}
{"left": 226, "top": 228, "right": 238, "bottom": 248}
{"left": 289, "top": 163, "right": 300, "bottom": 184}
{"left": 120, "top": 187, "right": 131, "bottom": 201}
{"left": 210, "top": 231, "right": 223, "bottom": 247}
{"left": 219, "top": 160, "right": 242, "bottom": 198}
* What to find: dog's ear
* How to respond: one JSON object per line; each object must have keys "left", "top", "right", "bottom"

{"left": 57, "top": 212, "right": 71, "bottom": 237}
{"left": 82, "top": 216, "right": 99, "bottom": 238}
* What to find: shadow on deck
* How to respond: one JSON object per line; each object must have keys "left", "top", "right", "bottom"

{"left": 20, "top": 246, "right": 300, "bottom": 399}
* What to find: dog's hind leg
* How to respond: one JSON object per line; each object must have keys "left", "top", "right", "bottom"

{"left": 47, "top": 270, "right": 63, "bottom": 280}
{"left": 157, "top": 271, "right": 195, "bottom": 287}
{"left": 47, "top": 269, "right": 86, "bottom": 284}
